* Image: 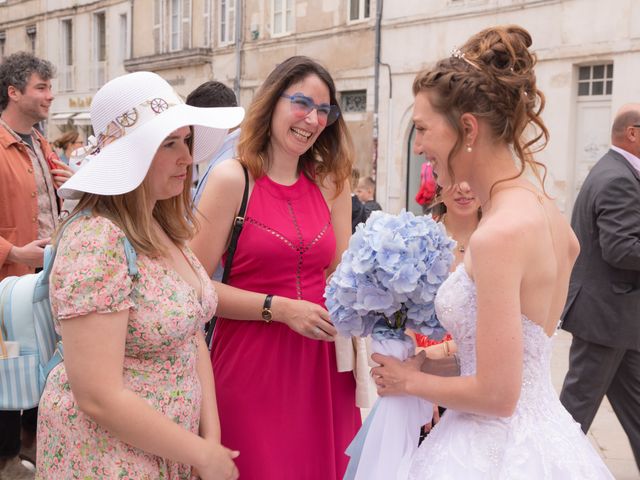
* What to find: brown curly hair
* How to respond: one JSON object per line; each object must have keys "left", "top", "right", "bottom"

{"left": 236, "top": 56, "right": 353, "bottom": 195}
{"left": 412, "top": 25, "right": 549, "bottom": 195}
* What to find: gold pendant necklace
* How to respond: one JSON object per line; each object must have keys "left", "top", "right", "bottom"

{"left": 442, "top": 213, "right": 466, "bottom": 254}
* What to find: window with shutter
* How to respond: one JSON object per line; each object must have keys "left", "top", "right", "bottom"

{"left": 203, "top": 0, "right": 211, "bottom": 47}
{"left": 349, "top": 0, "right": 370, "bottom": 22}
{"left": 153, "top": 0, "right": 163, "bottom": 53}
{"left": 182, "top": 0, "right": 191, "bottom": 50}
{"left": 220, "top": 0, "right": 236, "bottom": 45}
{"left": 170, "top": 0, "right": 180, "bottom": 51}
{"left": 272, "top": 0, "right": 292, "bottom": 36}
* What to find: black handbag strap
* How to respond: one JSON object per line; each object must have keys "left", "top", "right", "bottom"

{"left": 205, "top": 164, "right": 249, "bottom": 347}
{"left": 220, "top": 165, "right": 249, "bottom": 283}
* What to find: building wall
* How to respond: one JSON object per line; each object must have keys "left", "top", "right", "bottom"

{"left": 127, "top": 0, "right": 377, "bottom": 177}
{"left": 0, "top": 0, "right": 46, "bottom": 60}
{"left": 44, "top": 0, "right": 132, "bottom": 140}
{"left": 226, "top": 0, "right": 376, "bottom": 175}
{"left": 5, "top": 0, "right": 637, "bottom": 212}
{"left": 378, "top": 0, "right": 640, "bottom": 215}
{"left": 126, "top": 0, "right": 215, "bottom": 98}
{"left": 0, "top": 0, "right": 132, "bottom": 140}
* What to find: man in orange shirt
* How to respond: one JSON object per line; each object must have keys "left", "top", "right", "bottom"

{"left": 0, "top": 52, "right": 72, "bottom": 479}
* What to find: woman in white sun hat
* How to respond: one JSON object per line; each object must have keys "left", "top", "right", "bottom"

{"left": 36, "top": 71, "right": 244, "bottom": 480}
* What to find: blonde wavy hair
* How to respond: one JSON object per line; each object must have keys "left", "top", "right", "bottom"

{"left": 56, "top": 152, "right": 196, "bottom": 257}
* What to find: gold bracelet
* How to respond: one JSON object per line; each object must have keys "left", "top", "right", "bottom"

{"left": 442, "top": 340, "right": 450, "bottom": 357}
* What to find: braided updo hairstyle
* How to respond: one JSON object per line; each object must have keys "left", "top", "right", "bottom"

{"left": 413, "top": 25, "right": 549, "bottom": 194}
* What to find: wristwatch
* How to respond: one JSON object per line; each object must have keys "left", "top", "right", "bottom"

{"left": 261, "top": 294, "right": 274, "bottom": 323}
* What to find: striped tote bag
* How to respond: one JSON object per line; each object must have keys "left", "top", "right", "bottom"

{"left": 0, "top": 211, "right": 138, "bottom": 410}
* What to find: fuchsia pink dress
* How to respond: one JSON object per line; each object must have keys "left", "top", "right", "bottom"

{"left": 211, "top": 173, "right": 361, "bottom": 480}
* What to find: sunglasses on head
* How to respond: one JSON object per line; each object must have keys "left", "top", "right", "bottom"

{"left": 280, "top": 92, "right": 341, "bottom": 126}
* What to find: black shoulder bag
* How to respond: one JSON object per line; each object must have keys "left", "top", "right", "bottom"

{"left": 205, "top": 164, "right": 249, "bottom": 349}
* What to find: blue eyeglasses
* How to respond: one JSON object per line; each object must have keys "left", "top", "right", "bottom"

{"left": 280, "top": 92, "right": 341, "bottom": 126}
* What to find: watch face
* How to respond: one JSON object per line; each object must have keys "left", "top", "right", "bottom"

{"left": 262, "top": 309, "right": 272, "bottom": 321}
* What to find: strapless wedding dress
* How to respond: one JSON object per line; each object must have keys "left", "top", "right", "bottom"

{"left": 408, "top": 265, "right": 614, "bottom": 479}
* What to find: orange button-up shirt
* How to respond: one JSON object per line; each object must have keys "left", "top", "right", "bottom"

{"left": 0, "top": 121, "right": 58, "bottom": 280}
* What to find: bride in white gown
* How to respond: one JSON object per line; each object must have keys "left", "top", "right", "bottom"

{"left": 371, "top": 25, "right": 614, "bottom": 479}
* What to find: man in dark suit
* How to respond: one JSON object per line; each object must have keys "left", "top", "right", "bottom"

{"left": 560, "top": 103, "right": 640, "bottom": 469}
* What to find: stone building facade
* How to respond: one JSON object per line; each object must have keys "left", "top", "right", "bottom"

{"left": 0, "top": 0, "right": 132, "bottom": 140}
{"left": 3, "top": 0, "right": 639, "bottom": 214}
{"left": 125, "top": 0, "right": 376, "bottom": 181}
{"left": 380, "top": 0, "right": 640, "bottom": 215}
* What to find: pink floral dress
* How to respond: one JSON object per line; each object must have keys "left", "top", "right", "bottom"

{"left": 37, "top": 215, "right": 216, "bottom": 479}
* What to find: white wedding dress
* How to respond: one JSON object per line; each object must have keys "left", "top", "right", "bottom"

{"left": 408, "top": 265, "right": 614, "bottom": 479}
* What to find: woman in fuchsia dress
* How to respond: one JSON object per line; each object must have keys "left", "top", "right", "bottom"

{"left": 191, "top": 56, "right": 361, "bottom": 480}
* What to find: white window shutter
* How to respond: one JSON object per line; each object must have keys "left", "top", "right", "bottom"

{"left": 182, "top": 0, "right": 191, "bottom": 49}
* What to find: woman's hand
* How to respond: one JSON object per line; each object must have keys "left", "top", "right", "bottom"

{"left": 272, "top": 296, "right": 337, "bottom": 341}
{"left": 50, "top": 158, "right": 74, "bottom": 188}
{"left": 422, "top": 404, "right": 441, "bottom": 434}
{"left": 371, "top": 351, "right": 426, "bottom": 397}
{"left": 194, "top": 442, "right": 239, "bottom": 480}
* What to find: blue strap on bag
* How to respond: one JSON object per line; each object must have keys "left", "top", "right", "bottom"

{"left": 0, "top": 210, "right": 138, "bottom": 410}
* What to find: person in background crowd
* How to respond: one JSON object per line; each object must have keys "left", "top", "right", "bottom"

{"left": 355, "top": 175, "right": 382, "bottom": 213}
{"left": 36, "top": 71, "right": 243, "bottom": 480}
{"left": 415, "top": 162, "right": 438, "bottom": 214}
{"left": 191, "top": 56, "right": 360, "bottom": 480}
{"left": 52, "top": 129, "right": 82, "bottom": 165}
{"left": 371, "top": 25, "right": 613, "bottom": 478}
{"left": 430, "top": 181, "right": 481, "bottom": 269}
{"left": 350, "top": 167, "right": 367, "bottom": 233}
{"left": 413, "top": 181, "right": 481, "bottom": 354}
{"left": 411, "top": 180, "right": 482, "bottom": 439}
{"left": 0, "top": 51, "right": 72, "bottom": 480}
{"left": 187, "top": 81, "right": 241, "bottom": 283}
{"left": 187, "top": 81, "right": 240, "bottom": 205}
{"left": 560, "top": 103, "right": 640, "bottom": 470}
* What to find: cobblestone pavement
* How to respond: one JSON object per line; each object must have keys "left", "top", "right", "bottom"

{"left": 551, "top": 330, "right": 639, "bottom": 480}
{"left": 361, "top": 330, "right": 640, "bottom": 478}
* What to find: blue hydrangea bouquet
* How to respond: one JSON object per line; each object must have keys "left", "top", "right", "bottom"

{"left": 325, "top": 209, "right": 454, "bottom": 339}
{"left": 325, "top": 209, "right": 455, "bottom": 480}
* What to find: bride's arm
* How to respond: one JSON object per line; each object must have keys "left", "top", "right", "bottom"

{"left": 373, "top": 225, "right": 524, "bottom": 417}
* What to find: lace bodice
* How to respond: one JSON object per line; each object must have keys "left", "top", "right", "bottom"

{"left": 408, "top": 265, "right": 613, "bottom": 479}
{"left": 435, "top": 265, "right": 557, "bottom": 413}
{"left": 408, "top": 265, "right": 614, "bottom": 479}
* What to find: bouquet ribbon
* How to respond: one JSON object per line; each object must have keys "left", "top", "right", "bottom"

{"left": 344, "top": 324, "right": 434, "bottom": 480}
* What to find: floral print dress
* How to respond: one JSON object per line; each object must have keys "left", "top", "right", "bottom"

{"left": 37, "top": 215, "right": 216, "bottom": 479}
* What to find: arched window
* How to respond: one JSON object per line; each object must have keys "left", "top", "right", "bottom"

{"left": 406, "top": 124, "right": 425, "bottom": 215}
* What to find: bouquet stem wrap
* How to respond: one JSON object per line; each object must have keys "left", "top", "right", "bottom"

{"left": 344, "top": 324, "right": 434, "bottom": 480}
{"left": 324, "top": 210, "right": 454, "bottom": 479}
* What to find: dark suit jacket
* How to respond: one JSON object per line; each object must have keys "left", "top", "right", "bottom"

{"left": 562, "top": 149, "right": 640, "bottom": 349}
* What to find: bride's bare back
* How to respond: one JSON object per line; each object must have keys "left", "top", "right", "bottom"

{"left": 466, "top": 183, "right": 580, "bottom": 337}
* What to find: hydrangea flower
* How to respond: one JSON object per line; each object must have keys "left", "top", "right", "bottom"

{"left": 324, "top": 209, "right": 455, "bottom": 339}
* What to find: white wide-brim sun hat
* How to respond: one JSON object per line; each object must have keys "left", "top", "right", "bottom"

{"left": 58, "top": 71, "right": 244, "bottom": 199}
